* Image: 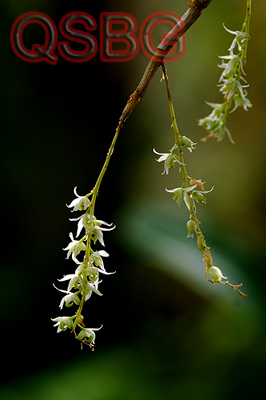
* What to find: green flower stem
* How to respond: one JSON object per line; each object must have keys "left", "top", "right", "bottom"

{"left": 73, "top": 292, "right": 85, "bottom": 336}
{"left": 85, "top": 236, "right": 92, "bottom": 259}
{"left": 162, "top": 64, "right": 212, "bottom": 266}
{"left": 71, "top": 126, "right": 122, "bottom": 338}
{"left": 162, "top": 64, "right": 247, "bottom": 296}
{"left": 161, "top": 65, "right": 187, "bottom": 187}
{"left": 243, "top": 0, "right": 251, "bottom": 62}
{"left": 90, "top": 126, "right": 121, "bottom": 215}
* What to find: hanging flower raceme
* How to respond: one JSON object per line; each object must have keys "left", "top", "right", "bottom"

{"left": 52, "top": 186, "right": 115, "bottom": 349}
{"left": 199, "top": 10, "right": 252, "bottom": 143}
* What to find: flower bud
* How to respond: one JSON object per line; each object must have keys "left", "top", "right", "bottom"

{"left": 77, "top": 314, "right": 85, "bottom": 326}
{"left": 187, "top": 219, "right": 196, "bottom": 238}
{"left": 197, "top": 234, "right": 206, "bottom": 252}
{"left": 180, "top": 136, "right": 197, "bottom": 152}
{"left": 208, "top": 266, "right": 227, "bottom": 283}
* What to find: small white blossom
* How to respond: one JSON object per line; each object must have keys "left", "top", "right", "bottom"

{"left": 75, "top": 265, "right": 100, "bottom": 283}
{"left": 66, "top": 187, "right": 90, "bottom": 212}
{"left": 219, "top": 78, "right": 249, "bottom": 100}
{"left": 58, "top": 273, "right": 102, "bottom": 297}
{"left": 83, "top": 280, "right": 103, "bottom": 301}
{"left": 218, "top": 54, "right": 243, "bottom": 82}
{"left": 58, "top": 273, "right": 80, "bottom": 291}
{"left": 86, "top": 267, "right": 99, "bottom": 283}
{"left": 91, "top": 219, "right": 115, "bottom": 246}
{"left": 53, "top": 284, "right": 81, "bottom": 309}
{"left": 71, "top": 214, "right": 115, "bottom": 244}
{"left": 166, "top": 185, "right": 197, "bottom": 209}
{"left": 77, "top": 326, "right": 102, "bottom": 344}
{"left": 59, "top": 292, "right": 80, "bottom": 309}
{"left": 51, "top": 316, "right": 74, "bottom": 333}
{"left": 63, "top": 233, "right": 87, "bottom": 263}
{"left": 223, "top": 24, "right": 251, "bottom": 53}
{"left": 231, "top": 92, "right": 252, "bottom": 112}
{"left": 153, "top": 148, "right": 185, "bottom": 175}
{"left": 198, "top": 103, "right": 235, "bottom": 143}
{"left": 192, "top": 186, "right": 214, "bottom": 205}
{"left": 91, "top": 250, "right": 109, "bottom": 270}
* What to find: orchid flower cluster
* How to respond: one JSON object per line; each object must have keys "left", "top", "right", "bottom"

{"left": 52, "top": 187, "right": 115, "bottom": 349}
{"left": 155, "top": 64, "right": 247, "bottom": 297}
{"left": 199, "top": 0, "right": 252, "bottom": 143}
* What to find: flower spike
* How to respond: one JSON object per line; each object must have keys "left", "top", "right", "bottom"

{"left": 53, "top": 186, "right": 115, "bottom": 348}
{"left": 199, "top": 6, "right": 252, "bottom": 142}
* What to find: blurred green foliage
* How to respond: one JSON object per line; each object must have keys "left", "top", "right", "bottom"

{"left": 1, "top": 0, "right": 265, "bottom": 399}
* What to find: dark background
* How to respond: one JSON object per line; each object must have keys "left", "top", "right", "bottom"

{"left": 1, "top": 1, "right": 265, "bottom": 399}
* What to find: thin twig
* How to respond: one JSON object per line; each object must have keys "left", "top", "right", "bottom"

{"left": 117, "top": 0, "right": 213, "bottom": 130}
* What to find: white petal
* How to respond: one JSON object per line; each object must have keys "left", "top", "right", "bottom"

{"left": 69, "top": 215, "right": 83, "bottom": 222}
{"left": 58, "top": 274, "right": 77, "bottom": 282}
{"left": 97, "top": 250, "right": 109, "bottom": 257}
{"left": 97, "top": 219, "right": 114, "bottom": 228}
{"left": 184, "top": 192, "right": 191, "bottom": 211}
{"left": 53, "top": 283, "right": 71, "bottom": 294}
{"left": 66, "top": 197, "right": 81, "bottom": 209}
{"left": 201, "top": 186, "right": 214, "bottom": 194}
{"left": 76, "top": 216, "right": 85, "bottom": 237}
{"left": 101, "top": 224, "right": 116, "bottom": 232}
{"left": 153, "top": 148, "right": 166, "bottom": 156}
{"left": 73, "top": 186, "right": 80, "bottom": 197}
{"left": 183, "top": 185, "right": 197, "bottom": 192}
{"left": 222, "top": 23, "right": 236, "bottom": 36}
{"left": 86, "top": 281, "right": 103, "bottom": 296}
{"left": 157, "top": 155, "right": 168, "bottom": 162}
{"left": 165, "top": 187, "right": 180, "bottom": 193}
{"left": 99, "top": 269, "right": 116, "bottom": 275}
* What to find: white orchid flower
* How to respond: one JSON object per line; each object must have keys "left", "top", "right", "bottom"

{"left": 153, "top": 148, "right": 185, "bottom": 175}
{"left": 63, "top": 233, "right": 87, "bottom": 263}
{"left": 166, "top": 185, "right": 197, "bottom": 210}
{"left": 66, "top": 187, "right": 90, "bottom": 212}
{"left": 51, "top": 316, "right": 74, "bottom": 333}
{"left": 77, "top": 326, "right": 102, "bottom": 345}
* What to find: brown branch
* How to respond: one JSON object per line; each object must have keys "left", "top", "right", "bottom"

{"left": 117, "top": 0, "right": 213, "bottom": 130}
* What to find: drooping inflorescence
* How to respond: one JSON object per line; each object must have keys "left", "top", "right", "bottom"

{"left": 155, "top": 64, "right": 247, "bottom": 297}
{"left": 52, "top": 187, "right": 115, "bottom": 349}
{"left": 199, "top": 1, "right": 252, "bottom": 142}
